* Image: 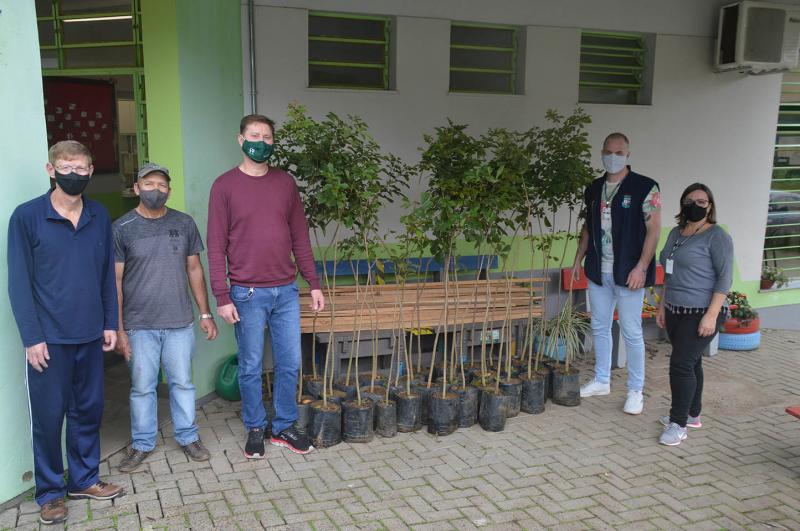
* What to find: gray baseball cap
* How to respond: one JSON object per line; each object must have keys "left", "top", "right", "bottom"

{"left": 137, "top": 162, "right": 171, "bottom": 181}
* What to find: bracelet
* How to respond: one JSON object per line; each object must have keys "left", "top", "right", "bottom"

{"left": 199, "top": 313, "right": 214, "bottom": 320}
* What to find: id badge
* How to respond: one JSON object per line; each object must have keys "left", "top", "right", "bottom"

{"left": 602, "top": 206, "right": 611, "bottom": 220}
{"left": 665, "top": 259, "right": 674, "bottom": 275}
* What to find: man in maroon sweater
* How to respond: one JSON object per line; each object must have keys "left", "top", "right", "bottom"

{"left": 207, "top": 114, "right": 324, "bottom": 458}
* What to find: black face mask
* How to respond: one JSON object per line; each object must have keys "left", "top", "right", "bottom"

{"left": 681, "top": 202, "right": 708, "bottom": 223}
{"left": 54, "top": 171, "right": 90, "bottom": 196}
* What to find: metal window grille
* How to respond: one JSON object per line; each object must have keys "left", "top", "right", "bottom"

{"left": 36, "top": 0, "right": 147, "bottom": 166}
{"left": 449, "top": 23, "right": 518, "bottom": 94}
{"left": 308, "top": 12, "right": 391, "bottom": 90}
{"left": 764, "top": 69, "right": 800, "bottom": 279}
{"left": 579, "top": 31, "right": 645, "bottom": 105}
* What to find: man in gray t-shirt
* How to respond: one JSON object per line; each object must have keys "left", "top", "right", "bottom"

{"left": 112, "top": 163, "right": 218, "bottom": 473}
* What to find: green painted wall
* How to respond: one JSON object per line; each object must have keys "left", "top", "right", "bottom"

{"left": 141, "top": 0, "right": 186, "bottom": 212}
{"left": 0, "top": 0, "right": 48, "bottom": 504}
{"left": 176, "top": 0, "right": 244, "bottom": 396}
{"left": 141, "top": 0, "right": 243, "bottom": 397}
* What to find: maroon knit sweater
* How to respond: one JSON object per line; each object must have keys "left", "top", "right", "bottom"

{"left": 207, "top": 166, "right": 320, "bottom": 306}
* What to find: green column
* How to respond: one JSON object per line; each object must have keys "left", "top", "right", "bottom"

{"left": 141, "top": 0, "right": 244, "bottom": 396}
{"left": 0, "top": 0, "right": 50, "bottom": 503}
{"left": 141, "top": 0, "right": 186, "bottom": 211}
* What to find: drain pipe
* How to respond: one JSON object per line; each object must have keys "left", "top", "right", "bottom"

{"left": 248, "top": 0, "right": 257, "bottom": 113}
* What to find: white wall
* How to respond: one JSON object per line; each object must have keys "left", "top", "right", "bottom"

{"left": 244, "top": 0, "right": 788, "bottom": 280}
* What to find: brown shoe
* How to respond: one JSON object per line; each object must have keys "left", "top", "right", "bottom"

{"left": 182, "top": 440, "right": 211, "bottom": 462}
{"left": 118, "top": 448, "right": 152, "bottom": 473}
{"left": 39, "top": 497, "right": 67, "bottom": 525}
{"left": 67, "top": 481, "right": 124, "bottom": 501}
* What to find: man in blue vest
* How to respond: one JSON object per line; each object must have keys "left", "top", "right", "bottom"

{"left": 572, "top": 132, "right": 661, "bottom": 415}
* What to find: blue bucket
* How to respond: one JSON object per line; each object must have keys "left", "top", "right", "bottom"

{"left": 534, "top": 336, "right": 567, "bottom": 362}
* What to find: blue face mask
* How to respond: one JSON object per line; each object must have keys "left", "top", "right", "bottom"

{"left": 602, "top": 153, "right": 628, "bottom": 174}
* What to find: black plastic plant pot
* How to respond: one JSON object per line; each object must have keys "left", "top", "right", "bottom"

{"left": 358, "top": 372, "right": 387, "bottom": 388}
{"left": 552, "top": 368, "right": 581, "bottom": 407}
{"left": 449, "top": 385, "right": 479, "bottom": 428}
{"left": 479, "top": 390, "right": 509, "bottom": 432}
{"left": 427, "top": 392, "right": 459, "bottom": 436}
{"left": 535, "top": 367, "right": 551, "bottom": 400}
{"left": 375, "top": 399, "right": 398, "bottom": 438}
{"left": 334, "top": 378, "right": 358, "bottom": 401}
{"left": 310, "top": 401, "right": 341, "bottom": 448}
{"left": 342, "top": 399, "right": 375, "bottom": 443}
{"left": 295, "top": 395, "right": 315, "bottom": 435}
{"left": 412, "top": 384, "right": 434, "bottom": 425}
{"left": 396, "top": 392, "right": 422, "bottom": 432}
{"left": 519, "top": 374, "right": 546, "bottom": 414}
{"left": 303, "top": 376, "right": 325, "bottom": 399}
{"left": 326, "top": 389, "right": 348, "bottom": 407}
{"left": 499, "top": 378, "right": 523, "bottom": 418}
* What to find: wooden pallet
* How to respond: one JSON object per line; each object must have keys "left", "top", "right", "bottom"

{"left": 300, "top": 278, "right": 546, "bottom": 333}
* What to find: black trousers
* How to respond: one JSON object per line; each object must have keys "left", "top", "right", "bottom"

{"left": 665, "top": 310, "right": 724, "bottom": 427}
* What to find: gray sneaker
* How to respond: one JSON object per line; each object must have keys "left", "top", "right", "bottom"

{"left": 182, "top": 440, "right": 211, "bottom": 462}
{"left": 118, "top": 448, "right": 152, "bottom": 473}
{"left": 659, "top": 422, "right": 687, "bottom": 446}
{"left": 659, "top": 415, "right": 702, "bottom": 428}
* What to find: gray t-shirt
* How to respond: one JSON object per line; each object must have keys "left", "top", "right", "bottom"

{"left": 659, "top": 224, "right": 734, "bottom": 309}
{"left": 113, "top": 208, "right": 204, "bottom": 329}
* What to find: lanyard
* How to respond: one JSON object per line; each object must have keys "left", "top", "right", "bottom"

{"left": 602, "top": 179, "right": 622, "bottom": 205}
{"left": 667, "top": 221, "right": 706, "bottom": 260}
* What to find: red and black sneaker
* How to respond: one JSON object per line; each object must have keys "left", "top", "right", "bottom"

{"left": 270, "top": 426, "right": 313, "bottom": 454}
{"left": 244, "top": 427, "right": 266, "bottom": 459}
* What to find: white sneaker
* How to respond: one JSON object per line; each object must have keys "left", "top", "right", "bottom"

{"left": 580, "top": 379, "right": 610, "bottom": 398}
{"left": 623, "top": 390, "right": 644, "bottom": 415}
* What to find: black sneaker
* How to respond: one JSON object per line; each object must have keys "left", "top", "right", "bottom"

{"left": 244, "top": 427, "right": 266, "bottom": 459}
{"left": 270, "top": 426, "right": 313, "bottom": 454}
{"left": 118, "top": 448, "right": 152, "bottom": 473}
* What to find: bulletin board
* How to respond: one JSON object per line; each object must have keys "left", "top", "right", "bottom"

{"left": 43, "top": 77, "right": 118, "bottom": 173}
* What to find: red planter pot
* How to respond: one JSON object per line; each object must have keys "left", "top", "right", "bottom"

{"left": 723, "top": 317, "right": 760, "bottom": 335}
{"left": 760, "top": 279, "right": 775, "bottom": 290}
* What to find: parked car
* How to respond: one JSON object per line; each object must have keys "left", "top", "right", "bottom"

{"left": 766, "top": 190, "right": 800, "bottom": 237}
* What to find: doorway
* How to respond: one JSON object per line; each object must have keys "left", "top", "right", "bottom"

{"left": 36, "top": 0, "right": 169, "bottom": 459}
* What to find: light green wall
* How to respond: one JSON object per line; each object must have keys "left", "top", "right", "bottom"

{"left": 142, "top": 0, "right": 243, "bottom": 396}
{"left": 0, "top": 0, "right": 48, "bottom": 504}
{"left": 142, "top": 0, "right": 186, "bottom": 212}
{"left": 176, "top": 0, "right": 244, "bottom": 396}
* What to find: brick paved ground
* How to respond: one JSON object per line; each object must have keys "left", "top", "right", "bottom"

{"left": 3, "top": 329, "right": 799, "bottom": 530}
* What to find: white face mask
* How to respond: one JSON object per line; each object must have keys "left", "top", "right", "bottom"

{"left": 602, "top": 153, "right": 628, "bottom": 174}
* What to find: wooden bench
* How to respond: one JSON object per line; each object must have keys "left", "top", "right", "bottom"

{"left": 299, "top": 277, "right": 547, "bottom": 377}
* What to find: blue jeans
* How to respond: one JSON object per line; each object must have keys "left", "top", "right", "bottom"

{"left": 128, "top": 325, "right": 198, "bottom": 450}
{"left": 231, "top": 283, "right": 300, "bottom": 434}
{"left": 587, "top": 272, "right": 645, "bottom": 391}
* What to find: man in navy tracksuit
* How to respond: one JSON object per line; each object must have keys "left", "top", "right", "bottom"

{"left": 8, "top": 141, "right": 124, "bottom": 525}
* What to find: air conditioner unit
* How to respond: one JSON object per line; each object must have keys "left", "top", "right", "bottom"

{"left": 714, "top": 1, "right": 800, "bottom": 74}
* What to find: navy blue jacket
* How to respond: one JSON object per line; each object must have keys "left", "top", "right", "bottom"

{"left": 583, "top": 169, "right": 659, "bottom": 288}
{"left": 8, "top": 191, "right": 118, "bottom": 347}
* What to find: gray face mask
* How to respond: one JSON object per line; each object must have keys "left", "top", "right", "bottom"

{"left": 139, "top": 189, "right": 168, "bottom": 210}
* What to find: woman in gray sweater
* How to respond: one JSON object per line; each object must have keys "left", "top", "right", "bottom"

{"left": 656, "top": 183, "right": 734, "bottom": 446}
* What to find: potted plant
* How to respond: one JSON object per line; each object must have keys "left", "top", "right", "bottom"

{"left": 761, "top": 265, "right": 788, "bottom": 290}
{"left": 719, "top": 291, "right": 761, "bottom": 350}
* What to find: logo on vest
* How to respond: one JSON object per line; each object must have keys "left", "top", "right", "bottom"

{"left": 622, "top": 195, "right": 632, "bottom": 208}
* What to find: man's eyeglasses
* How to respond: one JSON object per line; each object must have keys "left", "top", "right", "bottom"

{"left": 55, "top": 165, "right": 91, "bottom": 176}
{"left": 682, "top": 199, "right": 710, "bottom": 208}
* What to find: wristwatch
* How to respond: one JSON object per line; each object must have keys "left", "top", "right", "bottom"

{"left": 199, "top": 313, "right": 214, "bottom": 320}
